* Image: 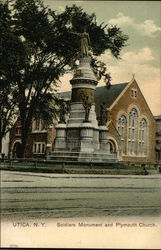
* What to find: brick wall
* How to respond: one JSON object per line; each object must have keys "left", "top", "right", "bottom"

{"left": 107, "top": 121, "right": 121, "bottom": 160}
{"left": 108, "top": 80, "right": 156, "bottom": 163}
{"left": 9, "top": 120, "right": 55, "bottom": 158}
{"left": 25, "top": 132, "right": 47, "bottom": 158}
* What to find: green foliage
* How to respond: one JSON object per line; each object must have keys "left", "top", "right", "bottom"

{"left": 52, "top": 4, "right": 128, "bottom": 82}
{"left": 34, "top": 92, "right": 60, "bottom": 125}
{"left": 0, "top": 0, "right": 128, "bottom": 156}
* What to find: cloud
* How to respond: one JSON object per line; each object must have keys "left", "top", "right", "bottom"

{"left": 109, "top": 12, "right": 134, "bottom": 26}
{"left": 99, "top": 47, "right": 154, "bottom": 66}
{"left": 137, "top": 20, "right": 161, "bottom": 37}
{"left": 122, "top": 48, "right": 154, "bottom": 63}
{"left": 58, "top": 5, "right": 65, "bottom": 12}
{"left": 108, "top": 12, "right": 161, "bottom": 37}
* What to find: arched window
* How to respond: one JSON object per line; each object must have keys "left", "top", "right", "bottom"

{"left": 128, "top": 108, "right": 138, "bottom": 154}
{"left": 139, "top": 118, "right": 147, "bottom": 155}
{"left": 118, "top": 115, "right": 127, "bottom": 154}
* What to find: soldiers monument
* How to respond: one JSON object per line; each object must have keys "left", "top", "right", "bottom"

{"left": 51, "top": 31, "right": 115, "bottom": 162}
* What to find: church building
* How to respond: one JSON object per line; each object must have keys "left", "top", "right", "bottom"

{"left": 96, "top": 79, "right": 156, "bottom": 163}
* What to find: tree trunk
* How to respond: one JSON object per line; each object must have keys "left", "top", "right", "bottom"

{"left": 20, "top": 136, "right": 26, "bottom": 158}
{"left": 19, "top": 94, "right": 36, "bottom": 158}
{"left": 20, "top": 114, "right": 33, "bottom": 158}
{"left": 20, "top": 124, "right": 29, "bottom": 158}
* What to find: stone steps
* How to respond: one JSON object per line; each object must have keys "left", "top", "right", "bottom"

{"left": 49, "top": 150, "right": 116, "bottom": 163}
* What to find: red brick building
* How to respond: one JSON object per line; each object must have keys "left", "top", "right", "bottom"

{"left": 95, "top": 78, "right": 156, "bottom": 163}
{"left": 9, "top": 119, "right": 56, "bottom": 158}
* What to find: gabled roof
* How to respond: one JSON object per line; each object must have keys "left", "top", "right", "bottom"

{"left": 94, "top": 83, "right": 128, "bottom": 115}
{"left": 57, "top": 91, "right": 71, "bottom": 100}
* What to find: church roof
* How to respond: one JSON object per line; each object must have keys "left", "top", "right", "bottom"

{"left": 58, "top": 82, "right": 128, "bottom": 116}
{"left": 57, "top": 91, "right": 71, "bottom": 100}
{"left": 94, "top": 83, "right": 128, "bottom": 115}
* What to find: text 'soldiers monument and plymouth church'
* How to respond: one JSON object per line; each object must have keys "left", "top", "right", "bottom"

{"left": 51, "top": 30, "right": 115, "bottom": 162}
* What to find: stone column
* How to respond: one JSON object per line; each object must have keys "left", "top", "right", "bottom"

{"left": 80, "top": 122, "right": 94, "bottom": 153}
{"left": 53, "top": 123, "right": 66, "bottom": 151}
{"left": 99, "top": 125, "right": 108, "bottom": 152}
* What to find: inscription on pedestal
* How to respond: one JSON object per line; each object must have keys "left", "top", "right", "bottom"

{"left": 71, "top": 88, "right": 94, "bottom": 103}
{"left": 67, "top": 129, "right": 80, "bottom": 139}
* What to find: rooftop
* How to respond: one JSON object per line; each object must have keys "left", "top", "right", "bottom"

{"left": 94, "top": 83, "right": 128, "bottom": 115}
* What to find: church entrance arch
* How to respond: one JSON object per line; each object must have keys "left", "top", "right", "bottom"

{"left": 108, "top": 140, "right": 116, "bottom": 153}
{"left": 107, "top": 137, "right": 119, "bottom": 159}
{"left": 12, "top": 140, "right": 22, "bottom": 158}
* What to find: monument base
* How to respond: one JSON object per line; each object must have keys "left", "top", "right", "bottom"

{"left": 49, "top": 150, "right": 117, "bottom": 163}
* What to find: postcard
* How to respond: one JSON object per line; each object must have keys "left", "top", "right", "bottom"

{"left": 1, "top": 0, "right": 161, "bottom": 249}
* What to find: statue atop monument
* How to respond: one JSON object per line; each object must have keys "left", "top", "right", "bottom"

{"left": 71, "top": 29, "right": 91, "bottom": 57}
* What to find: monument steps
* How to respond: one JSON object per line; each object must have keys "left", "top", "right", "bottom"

{"left": 49, "top": 151, "right": 116, "bottom": 163}
{"left": 48, "top": 153, "right": 148, "bottom": 175}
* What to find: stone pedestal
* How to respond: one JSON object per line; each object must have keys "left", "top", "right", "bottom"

{"left": 66, "top": 127, "right": 80, "bottom": 152}
{"left": 53, "top": 123, "right": 66, "bottom": 151}
{"left": 67, "top": 103, "right": 98, "bottom": 128}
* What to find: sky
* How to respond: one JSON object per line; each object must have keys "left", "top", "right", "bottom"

{"left": 44, "top": 0, "right": 161, "bottom": 116}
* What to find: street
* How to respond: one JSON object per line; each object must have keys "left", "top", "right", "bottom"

{"left": 1, "top": 170, "right": 161, "bottom": 219}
